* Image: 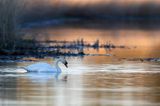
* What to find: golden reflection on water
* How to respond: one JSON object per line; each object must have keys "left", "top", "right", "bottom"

{"left": 28, "top": 28, "right": 160, "bottom": 47}
{"left": 82, "top": 72, "right": 160, "bottom": 105}
{"left": 0, "top": 71, "right": 160, "bottom": 106}
{"left": 85, "top": 47, "right": 160, "bottom": 58}
{"left": 25, "top": 27, "right": 160, "bottom": 59}
{"left": 0, "top": 57, "right": 160, "bottom": 106}
{"left": 1, "top": 26, "right": 160, "bottom": 105}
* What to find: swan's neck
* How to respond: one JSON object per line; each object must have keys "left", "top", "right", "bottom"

{"left": 55, "top": 60, "right": 61, "bottom": 72}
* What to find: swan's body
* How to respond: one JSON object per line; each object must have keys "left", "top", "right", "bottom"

{"left": 26, "top": 62, "right": 61, "bottom": 72}
{"left": 15, "top": 58, "right": 68, "bottom": 73}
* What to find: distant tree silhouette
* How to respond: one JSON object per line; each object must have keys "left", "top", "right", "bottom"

{"left": 0, "top": 0, "right": 24, "bottom": 50}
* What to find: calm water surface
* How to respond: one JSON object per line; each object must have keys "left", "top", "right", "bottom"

{"left": 0, "top": 56, "right": 160, "bottom": 106}
{"left": 1, "top": 27, "right": 160, "bottom": 106}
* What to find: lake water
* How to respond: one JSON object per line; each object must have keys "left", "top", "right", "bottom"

{"left": 0, "top": 56, "right": 160, "bottom": 106}
{"left": 0, "top": 27, "right": 160, "bottom": 106}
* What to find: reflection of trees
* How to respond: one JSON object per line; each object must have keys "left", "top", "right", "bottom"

{"left": 82, "top": 72, "right": 160, "bottom": 105}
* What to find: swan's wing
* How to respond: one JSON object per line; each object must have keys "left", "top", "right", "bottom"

{"left": 26, "top": 62, "right": 55, "bottom": 72}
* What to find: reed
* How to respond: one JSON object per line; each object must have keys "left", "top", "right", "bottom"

{"left": 0, "top": 0, "right": 24, "bottom": 50}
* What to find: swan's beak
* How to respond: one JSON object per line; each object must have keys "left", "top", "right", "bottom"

{"left": 64, "top": 62, "right": 68, "bottom": 68}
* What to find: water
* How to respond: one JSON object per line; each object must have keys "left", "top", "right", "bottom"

{"left": 1, "top": 26, "right": 160, "bottom": 105}
{"left": 0, "top": 56, "right": 160, "bottom": 106}
{"left": 25, "top": 27, "right": 160, "bottom": 47}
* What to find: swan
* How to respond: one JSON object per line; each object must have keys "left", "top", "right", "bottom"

{"left": 15, "top": 57, "right": 68, "bottom": 73}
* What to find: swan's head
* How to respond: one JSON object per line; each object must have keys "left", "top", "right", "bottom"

{"left": 59, "top": 57, "right": 68, "bottom": 68}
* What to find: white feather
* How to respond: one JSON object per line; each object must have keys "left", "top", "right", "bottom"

{"left": 15, "top": 69, "right": 27, "bottom": 74}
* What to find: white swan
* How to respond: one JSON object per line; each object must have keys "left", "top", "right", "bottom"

{"left": 15, "top": 58, "right": 68, "bottom": 73}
